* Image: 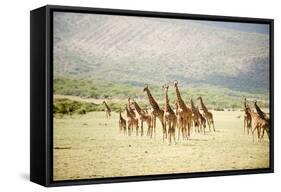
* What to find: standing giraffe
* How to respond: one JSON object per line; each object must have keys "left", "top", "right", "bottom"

{"left": 128, "top": 97, "right": 139, "bottom": 135}
{"left": 197, "top": 96, "right": 215, "bottom": 132}
{"left": 119, "top": 110, "right": 126, "bottom": 134}
{"left": 163, "top": 84, "right": 177, "bottom": 145}
{"left": 102, "top": 101, "right": 111, "bottom": 119}
{"left": 143, "top": 84, "right": 165, "bottom": 139}
{"left": 131, "top": 100, "right": 152, "bottom": 137}
{"left": 173, "top": 80, "right": 192, "bottom": 140}
{"left": 243, "top": 98, "right": 252, "bottom": 135}
{"left": 190, "top": 98, "right": 200, "bottom": 133}
{"left": 197, "top": 106, "right": 206, "bottom": 134}
{"left": 124, "top": 104, "right": 137, "bottom": 136}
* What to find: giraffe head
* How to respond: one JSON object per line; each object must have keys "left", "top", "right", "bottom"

{"left": 130, "top": 100, "right": 136, "bottom": 109}
{"left": 197, "top": 96, "right": 202, "bottom": 100}
{"left": 173, "top": 80, "right": 178, "bottom": 88}
{"left": 102, "top": 101, "right": 106, "bottom": 104}
{"left": 162, "top": 84, "right": 169, "bottom": 91}
{"left": 143, "top": 84, "right": 149, "bottom": 92}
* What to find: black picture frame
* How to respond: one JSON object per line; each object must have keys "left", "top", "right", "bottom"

{"left": 30, "top": 5, "right": 274, "bottom": 187}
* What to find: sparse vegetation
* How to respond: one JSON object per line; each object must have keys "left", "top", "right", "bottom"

{"left": 54, "top": 77, "right": 269, "bottom": 109}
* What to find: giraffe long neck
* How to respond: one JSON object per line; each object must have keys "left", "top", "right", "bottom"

{"left": 200, "top": 98, "right": 208, "bottom": 113}
{"left": 164, "top": 89, "right": 169, "bottom": 112}
{"left": 175, "top": 85, "right": 186, "bottom": 109}
{"left": 125, "top": 107, "right": 133, "bottom": 118}
{"left": 198, "top": 107, "right": 204, "bottom": 119}
{"left": 164, "top": 89, "right": 174, "bottom": 114}
{"left": 191, "top": 99, "right": 196, "bottom": 112}
{"left": 145, "top": 89, "right": 160, "bottom": 110}
{"left": 244, "top": 99, "right": 247, "bottom": 109}
{"left": 255, "top": 102, "right": 266, "bottom": 120}
{"left": 134, "top": 102, "right": 143, "bottom": 115}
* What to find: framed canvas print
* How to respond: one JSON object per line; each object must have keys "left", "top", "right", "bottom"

{"left": 30, "top": 5, "right": 274, "bottom": 187}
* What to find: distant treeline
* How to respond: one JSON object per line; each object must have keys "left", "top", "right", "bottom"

{"left": 54, "top": 77, "right": 269, "bottom": 109}
{"left": 53, "top": 98, "right": 127, "bottom": 115}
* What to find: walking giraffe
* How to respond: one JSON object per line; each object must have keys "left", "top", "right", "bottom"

{"left": 143, "top": 84, "right": 165, "bottom": 139}
{"left": 102, "top": 101, "right": 111, "bottom": 119}
{"left": 163, "top": 84, "right": 177, "bottom": 145}
{"left": 173, "top": 81, "right": 192, "bottom": 139}
{"left": 197, "top": 96, "right": 215, "bottom": 132}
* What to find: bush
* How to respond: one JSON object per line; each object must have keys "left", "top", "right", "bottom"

{"left": 53, "top": 98, "right": 101, "bottom": 115}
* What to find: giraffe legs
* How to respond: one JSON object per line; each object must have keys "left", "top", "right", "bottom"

{"left": 135, "top": 119, "right": 139, "bottom": 136}
{"left": 172, "top": 119, "right": 177, "bottom": 145}
{"left": 177, "top": 116, "right": 182, "bottom": 141}
{"left": 168, "top": 121, "right": 171, "bottom": 145}
{"left": 153, "top": 116, "right": 157, "bottom": 138}
{"left": 127, "top": 122, "right": 132, "bottom": 136}
{"left": 169, "top": 119, "right": 177, "bottom": 145}
{"left": 163, "top": 119, "right": 167, "bottom": 144}
{"left": 123, "top": 123, "right": 127, "bottom": 135}
{"left": 207, "top": 118, "right": 211, "bottom": 132}
{"left": 140, "top": 120, "right": 144, "bottom": 136}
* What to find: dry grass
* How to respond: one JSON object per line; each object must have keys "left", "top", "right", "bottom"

{"left": 53, "top": 110, "right": 269, "bottom": 181}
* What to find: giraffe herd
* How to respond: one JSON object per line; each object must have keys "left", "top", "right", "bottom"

{"left": 103, "top": 81, "right": 270, "bottom": 145}
{"left": 106, "top": 80, "right": 214, "bottom": 145}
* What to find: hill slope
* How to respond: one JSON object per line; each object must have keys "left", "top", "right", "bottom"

{"left": 53, "top": 12, "right": 270, "bottom": 93}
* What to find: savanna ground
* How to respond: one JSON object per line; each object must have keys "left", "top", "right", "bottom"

{"left": 53, "top": 97, "right": 269, "bottom": 181}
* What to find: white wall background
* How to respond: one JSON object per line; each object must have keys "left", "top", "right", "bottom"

{"left": 0, "top": 0, "right": 279, "bottom": 191}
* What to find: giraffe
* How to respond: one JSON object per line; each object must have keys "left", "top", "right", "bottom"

{"left": 197, "top": 106, "right": 206, "bottom": 134}
{"left": 253, "top": 100, "right": 270, "bottom": 140}
{"left": 190, "top": 98, "right": 200, "bottom": 133}
{"left": 124, "top": 104, "right": 137, "bottom": 136}
{"left": 143, "top": 84, "right": 165, "bottom": 139}
{"left": 197, "top": 96, "right": 215, "bottom": 132}
{"left": 173, "top": 80, "right": 192, "bottom": 140}
{"left": 246, "top": 107, "right": 269, "bottom": 142}
{"left": 243, "top": 98, "right": 252, "bottom": 135}
{"left": 102, "top": 101, "right": 111, "bottom": 119}
{"left": 163, "top": 84, "right": 177, "bottom": 145}
{"left": 131, "top": 100, "right": 152, "bottom": 137}
{"left": 128, "top": 97, "right": 139, "bottom": 135}
{"left": 119, "top": 110, "right": 126, "bottom": 134}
